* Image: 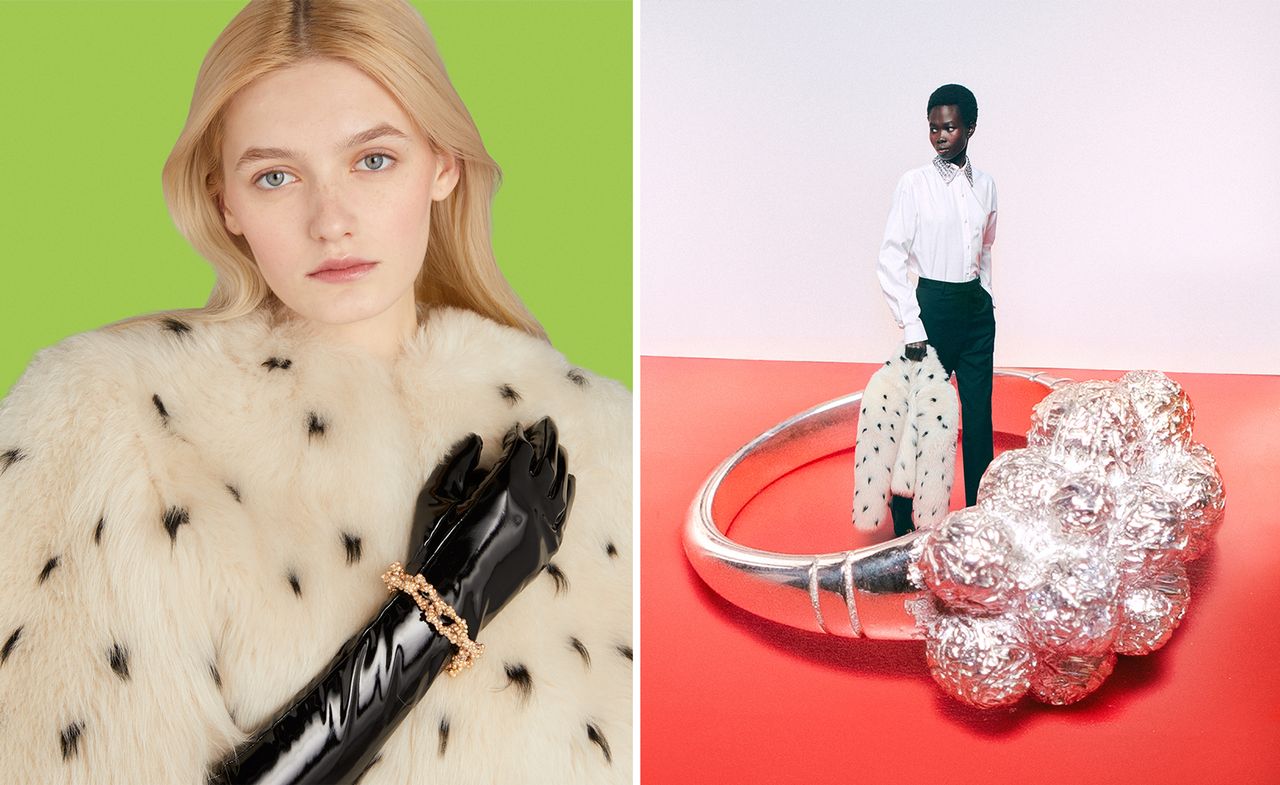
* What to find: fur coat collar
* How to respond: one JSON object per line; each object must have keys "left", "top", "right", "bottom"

{"left": 852, "top": 347, "right": 959, "bottom": 533}
{"left": 0, "top": 306, "right": 632, "bottom": 784}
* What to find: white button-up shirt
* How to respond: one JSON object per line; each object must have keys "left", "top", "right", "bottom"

{"left": 876, "top": 156, "right": 998, "bottom": 344}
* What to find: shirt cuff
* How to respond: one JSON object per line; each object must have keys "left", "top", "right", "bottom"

{"left": 904, "top": 321, "right": 928, "bottom": 344}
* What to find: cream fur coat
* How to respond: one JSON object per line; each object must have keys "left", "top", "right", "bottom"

{"left": 851, "top": 347, "right": 959, "bottom": 533}
{"left": 0, "top": 307, "right": 632, "bottom": 784}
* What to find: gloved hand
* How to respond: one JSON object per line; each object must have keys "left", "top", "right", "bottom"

{"left": 207, "top": 417, "right": 573, "bottom": 785}
{"left": 405, "top": 430, "right": 487, "bottom": 574}
{"left": 904, "top": 341, "right": 928, "bottom": 362}
{"left": 412, "top": 416, "right": 572, "bottom": 632}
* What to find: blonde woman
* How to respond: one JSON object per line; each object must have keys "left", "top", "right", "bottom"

{"left": 0, "top": 1, "right": 631, "bottom": 783}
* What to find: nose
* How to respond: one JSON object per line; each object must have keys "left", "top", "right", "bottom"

{"left": 308, "top": 181, "right": 356, "bottom": 243}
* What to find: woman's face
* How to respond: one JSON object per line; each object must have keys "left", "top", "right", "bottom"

{"left": 219, "top": 58, "right": 457, "bottom": 327}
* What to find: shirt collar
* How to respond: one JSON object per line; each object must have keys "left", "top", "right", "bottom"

{"left": 932, "top": 154, "right": 973, "bottom": 186}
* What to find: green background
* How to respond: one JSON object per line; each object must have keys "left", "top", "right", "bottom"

{"left": 0, "top": 0, "right": 632, "bottom": 398}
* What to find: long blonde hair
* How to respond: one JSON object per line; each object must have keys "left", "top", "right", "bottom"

{"left": 126, "top": 0, "right": 542, "bottom": 337}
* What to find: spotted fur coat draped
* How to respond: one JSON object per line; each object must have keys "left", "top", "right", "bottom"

{"left": 0, "top": 307, "right": 632, "bottom": 784}
{"left": 851, "top": 347, "right": 959, "bottom": 533}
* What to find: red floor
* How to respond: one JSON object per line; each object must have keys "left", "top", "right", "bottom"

{"left": 640, "top": 355, "right": 1280, "bottom": 785}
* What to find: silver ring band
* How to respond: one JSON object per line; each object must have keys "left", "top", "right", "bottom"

{"left": 683, "top": 369, "right": 1066, "bottom": 640}
{"left": 684, "top": 367, "right": 1225, "bottom": 708}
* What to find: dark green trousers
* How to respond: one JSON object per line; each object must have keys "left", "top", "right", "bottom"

{"left": 891, "top": 276, "right": 995, "bottom": 536}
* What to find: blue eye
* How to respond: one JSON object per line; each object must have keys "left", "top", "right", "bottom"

{"left": 358, "top": 153, "right": 395, "bottom": 171}
{"left": 252, "top": 153, "right": 395, "bottom": 190}
{"left": 254, "top": 170, "right": 296, "bottom": 190}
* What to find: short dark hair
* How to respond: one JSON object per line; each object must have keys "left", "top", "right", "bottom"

{"left": 927, "top": 84, "right": 978, "bottom": 127}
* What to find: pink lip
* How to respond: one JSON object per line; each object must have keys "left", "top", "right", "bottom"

{"left": 308, "top": 259, "right": 378, "bottom": 283}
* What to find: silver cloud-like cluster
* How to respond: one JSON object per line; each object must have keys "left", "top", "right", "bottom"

{"left": 908, "top": 370, "right": 1224, "bottom": 708}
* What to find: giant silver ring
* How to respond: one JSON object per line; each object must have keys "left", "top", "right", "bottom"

{"left": 684, "top": 368, "right": 1225, "bottom": 708}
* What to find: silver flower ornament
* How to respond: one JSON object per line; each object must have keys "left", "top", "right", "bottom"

{"left": 911, "top": 371, "right": 1224, "bottom": 707}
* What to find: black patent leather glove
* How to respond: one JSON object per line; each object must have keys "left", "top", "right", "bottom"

{"left": 207, "top": 417, "right": 573, "bottom": 785}
{"left": 414, "top": 417, "right": 572, "bottom": 631}
{"left": 904, "top": 341, "right": 928, "bottom": 362}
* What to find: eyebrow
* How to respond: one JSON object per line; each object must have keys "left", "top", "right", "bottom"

{"left": 233, "top": 123, "right": 411, "bottom": 171}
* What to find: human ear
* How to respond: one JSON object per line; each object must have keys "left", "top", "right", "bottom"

{"left": 219, "top": 194, "right": 244, "bottom": 236}
{"left": 429, "top": 148, "right": 461, "bottom": 202}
